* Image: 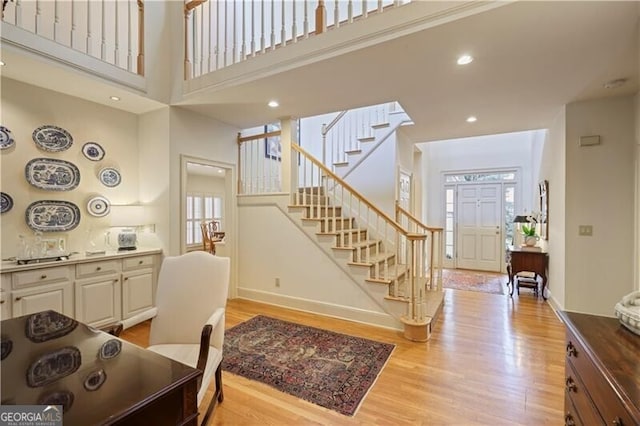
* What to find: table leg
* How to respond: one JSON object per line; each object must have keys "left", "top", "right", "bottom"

{"left": 541, "top": 276, "right": 547, "bottom": 300}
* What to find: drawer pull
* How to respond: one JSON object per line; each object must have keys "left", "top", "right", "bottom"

{"left": 15, "top": 297, "right": 22, "bottom": 301}
{"left": 96, "top": 267, "right": 102, "bottom": 271}
{"left": 564, "top": 413, "right": 576, "bottom": 426}
{"left": 566, "top": 341, "right": 577, "bottom": 357}
{"left": 124, "top": 277, "right": 129, "bottom": 281}
{"left": 0, "top": 300, "right": 4, "bottom": 304}
{"left": 612, "top": 417, "right": 623, "bottom": 426}
{"left": 40, "top": 274, "right": 47, "bottom": 279}
{"left": 138, "top": 260, "right": 143, "bottom": 265}
{"left": 565, "top": 376, "right": 577, "bottom": 393}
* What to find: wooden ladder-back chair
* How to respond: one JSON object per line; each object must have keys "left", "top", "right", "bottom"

{"left": 200, "top": 221, "right": 224, "bottom": 255}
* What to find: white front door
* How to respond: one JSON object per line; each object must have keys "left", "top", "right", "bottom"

{"left": 456, "top": 183, "right": 502, "bottom": 271}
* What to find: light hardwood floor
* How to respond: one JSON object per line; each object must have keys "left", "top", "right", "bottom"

{"left": 121, "top": 288, "right": 566, "bottom": 425}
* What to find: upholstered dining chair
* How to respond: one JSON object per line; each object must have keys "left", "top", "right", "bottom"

{"left": 146, "top": 252, "right": 230, "bottom": 425}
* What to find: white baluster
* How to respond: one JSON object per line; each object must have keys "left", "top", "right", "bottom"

{"left": 348, "top": 0, "right": 353, "bottom": 23}
{"left": 86, "top": 0, "right": 92, "bottom": 55}
{"left": 378, "top": 0, "right": 383, "bottom": 12}
{"left": 280, "top": 0, "right": 286, "bottom": 47}
{"left": 334, "top": 0, "right": 339, "bottom": 29}
{"left": 241, "top": 0, "right": 246, "bottom": 60}
{"left": 115, "top": 0, "right": 119, "bottom": 66}
{"left": 232, "top": 0, "right": 237, "bottom": 64}
{"left": 101, "top": 0, "right": 106, "bottom": 60}
{"left": 35, "top": 0, "right": 41, "bottom": 35}
{"left": 208, "top": 1, "right": 212, "bottom": 72}
{"left": 260, "top": 0, "right": 265, "bottom": 53}
{"left": 70, "top": 0, "right": 76, "bottom": 48}
{"left": 54, "top": 0, "right": 60, "bottom": 41}
{"left": 215, "top": 0, "right": 220, "bottom": 70}
{"left": 127, "top": 0, "right": 132, "bottom": 71}
{"left": 15, "top": 0, "right": 22, "bottom": 27}
{"left": 200, "top": 2, "right": 204, "bottom": 75}
{"left": 303, "top": 0, "right": 308, "bottom": 38}
{"left": 270, "top": 0, "right": 275, "bottom": 50}
{"left": 224, "top": 1, "right": 228, "bottom": 67}
{"left": 362, "top": 0, "right": 367, "bottom": 18}
{"left": 250, "top": 0, "right": 255, "bottom": 57}
{"left": 291, "top": 0, "right": 296, "bottom": 43}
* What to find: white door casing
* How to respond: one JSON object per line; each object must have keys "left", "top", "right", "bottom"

{"left": 456, "top": 183, "right": 502, "bottom": 271}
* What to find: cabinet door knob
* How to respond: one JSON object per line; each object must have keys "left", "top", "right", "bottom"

{"left": 564, "top": 413, "right": 576, "bottom": 426}
{"left": 138, "top": 260, "right": 143, "bottom": 264}
{"left": 612, "top": 417, "right": 623, "bottom": 426}
{"left": 565, "top": 376, "right": 577, "bottom": 393}
{"left": 566, "top": 342, "right": 577, "bottom": 357}
{"left": 15, "top": 297, "right": 22, "bottom": 301}
{"left": 124, "top": 277, "right": 129, "bottom": 281}
{"left": 0, "top": 300, "right": 4, "bottom": 304}
{"left": 40, "top": 274, "right": 47, "bottom": 279}
{"left": 96, "top": 266, "right": 102, "bottom": 271}
{"left": 114, "top": 279, "right": 119, "bottom": 283}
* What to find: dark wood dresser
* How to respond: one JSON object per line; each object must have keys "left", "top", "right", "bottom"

{"left": 559, "top": 311, "right": 640, "bottom": 426}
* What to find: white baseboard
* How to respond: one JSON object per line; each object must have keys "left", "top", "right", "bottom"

{"left": 236, "top": 287, "right": 402, "bottom": 330}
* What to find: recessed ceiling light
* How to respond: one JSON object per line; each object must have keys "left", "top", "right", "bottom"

{"left": 457, "top": 55, "right": 474, "bottom": 65}
{"left": 217, "top": 169, "right": 223, "bottom": 173}
{"left": 603, "top": 78, "right": 627, "bottom": 89}
{"left": 110, "top": 96, "right": 120, "bottom": 101}
{"left": 466, "top": 116, "right": 477, "bottom": 123}
{"left": 0, "top": 61, "right": 5, "bottom": 66}
{"left": 268, "top": 100, "right": 279, "bottom": 108}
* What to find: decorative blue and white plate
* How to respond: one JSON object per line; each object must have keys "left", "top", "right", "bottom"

{"left": 32, "top": 125, "right": 73, "bottom": 152}
{"left": 87, "top": 196, "right": 110, "bottom": 217}
{"left": 26, "top": 200, "right": 81, "bottom": 232}
{"left": 25, "top": 158, "right": 81, "bottom": 191}
{"left": 0, "top": 125, "right": 15, "bottom": 150}
{"left": 0, "top": 192, "right": 13, "bottom": 214}
{"left": 82, "top": 142, "right": 105, "bottom": 161}
{"left": 99, "top": 167, "right": 121, "bottom": 187}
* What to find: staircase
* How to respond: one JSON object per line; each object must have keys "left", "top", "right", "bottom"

{"left": 289, "top": 145, "right": 444, "bottom": 341}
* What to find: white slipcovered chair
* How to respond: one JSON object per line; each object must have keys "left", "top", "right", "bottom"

{"left": 145, "top": 252, "right": 230, "bottom": 425}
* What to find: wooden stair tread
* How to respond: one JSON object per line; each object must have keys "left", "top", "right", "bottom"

{"left": 348, "top": 252, "right": 395, "bottom": 266}
{"left": 333, "top": 239, "right": 380, "bottom": 250}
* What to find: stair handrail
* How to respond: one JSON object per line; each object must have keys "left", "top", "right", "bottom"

{"left": 395, "top": 202, "right": 443, "bottom": 233}
{"left": 321, "top": 110, "right": 348, "bottom": 164}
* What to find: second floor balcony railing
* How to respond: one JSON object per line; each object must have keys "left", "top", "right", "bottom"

{"left": 184, "top": 0, "right": 410, "bottom": 80}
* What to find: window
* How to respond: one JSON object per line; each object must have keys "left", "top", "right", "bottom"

{"left": 504, "top": 185, "right": 515, "bottom": 246}
{"left": 445, "top": 187, "right": 455, "bottom": 260}
{"left": 186, "top": 192, "right": 223, "bottom": 246}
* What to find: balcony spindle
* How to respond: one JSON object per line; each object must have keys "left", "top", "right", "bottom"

{"left": 250, "top": 0, "right": 255, "bottom": 57}
{"left": 291, "top": 0, "right": 297, "bottom": 43}
{"left": 315, "top": 0, "right": 326, "bottom": 34}
{"left": 362, "top": 0, "right": 368, "bottom": 18}
{"left": 241, "top": 0, "right": 246, "bottom": 59}
{"left": 114, "top": 0, "right": 119, "bottom": 66}
{"left": 348, "top": 0, "right": 353, "bottom": 24}
{"left": 378, "top": 0, "right": 383, "bottom": 12}
{"left": 184, "top": 6, "right": 191, "bottom": 79}
{"left": 334, "top": 0, "right": 339, "bottom": 29}
{"left": 137, "top": 0, "right": 144, "bottom": 75}
{"left": 70, "top": 0, "right": 76, "bottom": 48}
{"left": 208, "top": 1, "right": 212, "bottom": 72}
{"left": 260, "top": 0, "right": 265, "bottom": 53}
{"left": 101, "top": 0, "right": 106, "bottom": 61}
{"left": 224, "top": 0, "right": 228, "bottom": 67}
{"left": 303, "top": 0, "right": 308, "bottom": 38}
{"left": 86, "top": 0, "right": 92, "bottom": 54}
{"left": 280, "top": 0, "right": 286, "bottom": 47}
{"left": 15, "top": 0, "right": 22, "bottom": 26}
{"left": 215, "top": 0, "right": 220, "bottom": 70}
{"left": 35, "top": 0, "right": 41, "bottom": 35}
{"left": 270, "top": 0, "right": 275, "bottom": 50}
{"left": 232, "top": 0, "right": 236, "bottom": 64}
{"left": 199, "top": 3, "right": 204, "bottom": 75}
{"left": 127, "top": 0, "right": 132, "bottom": 71}
{"left": 54, "top": 0, "right": 60, "bottom": 41}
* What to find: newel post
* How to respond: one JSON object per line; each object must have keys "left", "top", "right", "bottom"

{"left": 315, "top": 0, "right": 326, "bottom": 34}
{"left": 279, "top": 117, "right": 298, "bottom": 194}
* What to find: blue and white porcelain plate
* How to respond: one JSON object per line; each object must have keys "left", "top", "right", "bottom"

{"left": 99, "top": 167, "right": 121, "bottom": 187}
{"left": 0, "top": 126, "right": 15, "bottom": 150}
{"left": 32, "top": 125, "right": 73, "bottom": 152}
{"left": 82, "top": 142, "right": 105, "bottom": 161}
{"left": 0, "top": 192, "right": 13, "bottom": 214}
{"left": 25, "top": 158, "right": 81, "bottom": 191}
{"left": 87, "top": 196, "right": 110, "bottom": 217}
{"left": 26, "top": 200, "right": 81, "bottom": 232}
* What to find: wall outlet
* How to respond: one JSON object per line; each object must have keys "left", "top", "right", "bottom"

{"left": 275, "top": 277, "right": 280, "bottom": 287}
{"left": 578, "top": 225, "right": 593, "bottom": 236}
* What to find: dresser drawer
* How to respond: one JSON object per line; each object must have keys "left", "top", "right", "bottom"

{"left": 566, "top": 330, "right": 636, "bottom": 425}
{"left": 564, "top": 393, "right": 584, "bottom": 426}
{"left": 565, "top": 360, "right": 603, "bottom": 425}
{"left": 123, "top": 256, "right": 154, "bottom": 271}
{"left": 76, "top": 260, "right": 121, "bottom": 279}
{"left": 12, "top": 266, "right": 72, "bottom": 289}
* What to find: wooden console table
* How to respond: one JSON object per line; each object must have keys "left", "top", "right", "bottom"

{"left": 506, "top": 246, "right": 549, "bottom": 299}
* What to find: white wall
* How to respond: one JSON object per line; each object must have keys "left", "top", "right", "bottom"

{"left": 538, "top": 108, "right": 567, "bottom": 309}
{"left": 299, "top": 111, "right": 340, "bottom": 160}
{"left": 0, "top": 78, "right": 141, "bottom": 257}
{"left": 565, "top": 95, "right": 636, "bottom": 316}
{"left": 636, "top": 92, "right": 640, "bottom": 291}
{"left": 186, "top": 174, "right": 226, "bottom": 195}
{"left": 419, "top": 130, "right": 544, "bottom": 228}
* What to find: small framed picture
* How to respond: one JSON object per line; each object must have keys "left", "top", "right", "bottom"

{"left": 264, "top": 123, "right": 281, "bottom": 161}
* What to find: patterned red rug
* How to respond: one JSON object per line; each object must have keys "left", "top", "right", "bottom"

{"left": 442, "top": 269, "right": 507, "bottom": 295}
{"left": 222, "top": 315, "right": 394, "bottom": 416}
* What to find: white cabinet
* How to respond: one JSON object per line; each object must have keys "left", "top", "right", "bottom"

{"left": 121, "top": 255, "right": 155, "bottom": 319}
{"left": 1, "top": 274, "right": 10, "bottom": 320}
{"left": 75, "top": 274, "right": 122, "bottom": 327}
{"left": 12, "top": 281, "right": 74, "bottom": 317}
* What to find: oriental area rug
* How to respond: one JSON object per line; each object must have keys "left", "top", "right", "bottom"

{"left": 221, "top": 315, "right": 395, "bottom": 416}
{"left": 442, "top": 268, "right": 507, "bottom": 295}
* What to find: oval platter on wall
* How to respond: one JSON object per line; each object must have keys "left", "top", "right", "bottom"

{"left": 0, "top": 192, "right": 13, "bottom": 214}
{"left": 26, "top": 200, "right": 81, "bottom": 232}
{"left": 0, "top": 125, "right": 15, "bottom": 150}
{"left": 32, "top": 125, "right": 73, "bottom": 152}
{"left": 25, "top": 158, "right": 81, "bottom": 191}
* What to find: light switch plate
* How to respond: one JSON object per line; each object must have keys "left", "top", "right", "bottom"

{"left": 578, "top": 225, "right": 593, "bottom": 236}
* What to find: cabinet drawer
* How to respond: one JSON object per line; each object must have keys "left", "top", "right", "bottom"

{"left": 566, "top": 331, "right": 635, "bottom": 425}
{"left": 565, "top": 360, "right": 603, "bottom": 425}
{"left": 564, "top": 393, "right": 584, "bottom": 426}
{"left": 76, "top": 260, "right": 121, "bottom": 279}
{"left": 123, "top": 256, "right": 154, "bottom": 271}
{"left": 12, "top": 266, "right": 72, "bottom": 289}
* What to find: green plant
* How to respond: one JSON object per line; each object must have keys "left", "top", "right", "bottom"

{"left": 522, "top": 224, "right": 536, "bottom": 237}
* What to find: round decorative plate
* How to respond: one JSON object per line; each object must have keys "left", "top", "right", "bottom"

{"left": 0, "top": 125, "right": 15, "bottom": 150}
{"left": 87, "top": 196, "right": 110, "bottom": 217}
{"left": 32, "top": 125, "right": 73, "bottom": 152}
{"left": 98, "top": 168, "right": 121, "bottom": 187}
{"left": 82, "top": 142, "right": 105, "bottom": 161}
{"left": 0, "top": 192, "right": 13, "bottom": 214}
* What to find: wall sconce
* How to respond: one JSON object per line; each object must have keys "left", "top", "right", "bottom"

{"left": 110, "top": 205, "right": 147, "bottom": 251}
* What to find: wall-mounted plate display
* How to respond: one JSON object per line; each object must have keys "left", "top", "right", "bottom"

{"left": 99, "top": 167, "right": 121, "bottom": 187}
{"left": 32, "top": 125, "right": 73, "bottom": 152}
{"left": 1, "top": 192, "right": 13, "bottom": 214}
{"left": 26, "top": 200, "right": 81, "bottom": 232}
{"left": 82, "top": 142, "right": 105, "bottom": 161}
{"left": 87, "top": 196, "right": 110, "bottom": 217}
{"left": 0, "top": 125, "right": 15, "bottom": 150}
{"left": 25, "top": 158, "right": 81, "bottom": 191}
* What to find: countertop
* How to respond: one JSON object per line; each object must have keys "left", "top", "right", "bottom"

{"left": 1, "top": 247, "right": 162, "bottom": 273}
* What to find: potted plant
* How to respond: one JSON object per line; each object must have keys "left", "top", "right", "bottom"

{"left": 522, "top": 217, "right": 539, "bottom": 246}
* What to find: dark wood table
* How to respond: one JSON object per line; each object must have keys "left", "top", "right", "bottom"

{"left": 506, "top": 246, "right": 549, "bottom": 299}
{"left": 0, "top": 310, "right": 201, "bottom": 425}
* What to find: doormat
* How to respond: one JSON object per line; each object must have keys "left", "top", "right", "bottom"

{"left": 442, "top": 268, "right": 506, "bottom": 295}
{"left": 222, "top": 315, "right": 394, "bottom": 416}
